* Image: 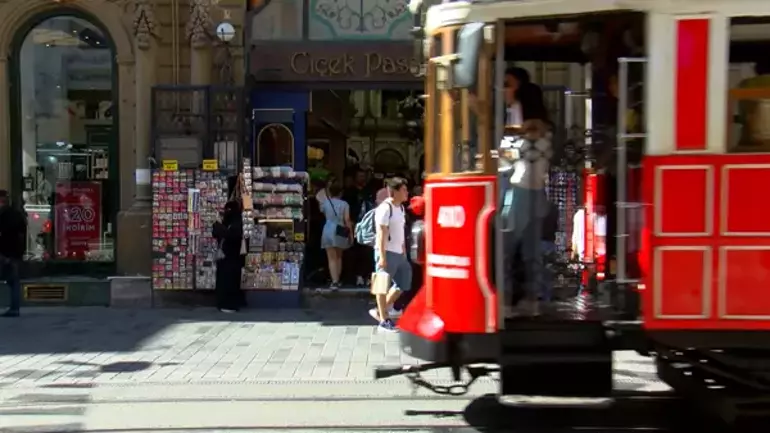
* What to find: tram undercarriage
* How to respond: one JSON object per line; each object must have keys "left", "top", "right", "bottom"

{"left": 375, "top": 2, "right": 770, "bottom": 427}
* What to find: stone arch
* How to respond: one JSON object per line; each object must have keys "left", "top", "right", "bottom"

{"left": 0, "top": 0, "right": 133, "bottom": 61}
{"left": 0, "top": 0, "right": 137, "bottom": 205}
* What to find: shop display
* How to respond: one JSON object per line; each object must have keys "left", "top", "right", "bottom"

{"left": 546, "top": 167, "right": 582, "bottom": 289}
{"left": 151, "top": 169, "right": 195, "bottom": 290}
{"left": 242, "top": 165, "right": 308, "bottom": 291}
{"left": 192, "top": 171, "right": 229, "bottom": 289}
{"left": 547, "top": 168, "right": 580, "bottom": 256}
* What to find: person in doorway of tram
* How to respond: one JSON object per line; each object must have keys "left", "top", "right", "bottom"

{"left": 212, "top": 200, "right": 246, "bottom": 313}
{"left": 369, "top": 177, "right": 412, "bottom": 333}
{"left": 392, "top": 194, "right": 425, "bottom": 313}
{"left": 0, "top": 190, "right": 25, "bottom": 318}
{"left": 504, "top": 119, "right": 552, "bottom": 318}
{"left": 504, "top": 67, "right": 549, "bottom": 128}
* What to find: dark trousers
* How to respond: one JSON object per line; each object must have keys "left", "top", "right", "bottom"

{"left": 0, "top": 257, "right": 21, "bottom": 312}
{"left": 344, "top": 243, "right": 373, "bottom": 284}
{"left": 215, "top": 258, "right": 243, "bottom": 310}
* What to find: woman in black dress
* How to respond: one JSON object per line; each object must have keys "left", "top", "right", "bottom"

{"left": 213, "top": 200, "right": 245, "bottom": 312}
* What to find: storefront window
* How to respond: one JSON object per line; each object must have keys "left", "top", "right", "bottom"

{"left": 17, "top": 16, "right": 115, "bottom": 262}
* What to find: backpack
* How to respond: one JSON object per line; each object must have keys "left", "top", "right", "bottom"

{"left": 354, "top": 202, "right": 401, "bottom": 246}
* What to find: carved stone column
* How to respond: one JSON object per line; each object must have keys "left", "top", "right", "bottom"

{"left": 117, "top": 0, "right": 158, "bottom": 276}
{"left": 186, "top": 0, "right": 213, "bottom": 85}
{"left": 132, "top": 0, "right": 158, "bottom": 206}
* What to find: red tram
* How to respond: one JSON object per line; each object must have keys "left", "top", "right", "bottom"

{"left": 375, "top": 0, "right": 770, "bottom": 423}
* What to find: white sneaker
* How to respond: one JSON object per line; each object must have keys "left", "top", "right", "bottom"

{"left": 369, "top": 307, "right": 401, "bottom": 321}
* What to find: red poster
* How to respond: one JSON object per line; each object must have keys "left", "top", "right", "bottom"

{"left": 54, "top": 182, "right": 102, "bottom": 259}
{"left": 424, "top": 176, "right": 498, "bottom": 334}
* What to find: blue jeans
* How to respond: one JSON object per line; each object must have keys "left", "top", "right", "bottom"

{"left": 0, "top": 257, "right": 21, "bottom": 312}
{"left": 541, "top": 241, "right": 556, "bottom": 301}
{"left": 373, "top": 250, "right": 412, "bottom": 293}
{"left": 502, "top": 187, "right": 547, "bottom": 301}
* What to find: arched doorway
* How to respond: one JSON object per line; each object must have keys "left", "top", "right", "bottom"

{"left": 9, "top": 12, "right": 118, "bottom": 273}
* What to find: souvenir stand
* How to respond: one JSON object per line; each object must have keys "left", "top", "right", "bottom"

{"left": 241, "top": 119, "right": 308, "bottom": 308}
{"left": 150, "top": 159, "right": 235, "bottom": 292}
{"left": 545, "top": 131, "right": 585, "bottom": 295}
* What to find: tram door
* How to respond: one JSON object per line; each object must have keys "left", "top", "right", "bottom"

{"left": 495, "top": 56, "right": 647, "bottom": 319}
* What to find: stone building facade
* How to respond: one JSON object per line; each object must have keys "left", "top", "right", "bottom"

{"left": 0, "top": 0, "right": 247, "bottom": 289}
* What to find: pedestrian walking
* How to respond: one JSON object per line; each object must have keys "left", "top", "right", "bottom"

{"left": 392, "top": 194, "right": 425, "bottom": 313}
{"left": 320, "top": 182, "right": 353, "bottom": 290}
{"left": 0, "top": 190, "right": 26, "bottom": 318}
{"left": 368, "top": 177, "right": 412, "bottom": 333}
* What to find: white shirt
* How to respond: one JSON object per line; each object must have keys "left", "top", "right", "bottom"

{"left": 506, "top": 102, "right": 523, "bottom": 127}
{"left": 571, "top": 208, "right": 607, "bottom": 260}
{"left": 374, "top": 199, "right": 406, "bottom": 254}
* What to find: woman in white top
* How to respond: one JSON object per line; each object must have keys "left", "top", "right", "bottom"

{"left": 320, "top": 182, "right": 353, "bottom": 289}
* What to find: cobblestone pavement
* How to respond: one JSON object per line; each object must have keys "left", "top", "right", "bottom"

{"left": 0, "top": 303, "right": 666, "bottom": 391}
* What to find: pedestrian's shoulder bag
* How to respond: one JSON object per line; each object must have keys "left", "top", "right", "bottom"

{"left": 328, "top": 199, "right": 350, "bottom": 238}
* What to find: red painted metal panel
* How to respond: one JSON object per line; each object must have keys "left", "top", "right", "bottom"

{"left": 643, "top": 154, "right": 770, "bottom": 331}
{"left": 675, "top": 18, "right": 710, "bottom": 151}
{"left": 720, "top": 248, "right": 770, "bottom": 319}
{"left": 424, "top": 175, "right": 498, "bottom": 334}
{"left": 655, "top": 248, "right": 709, "bottom": 318}
{"left": 655, "top": 167, "right": 710, "bottom": 235}
{"left": 722, "top": 166, "right": 770, "bottom": 235}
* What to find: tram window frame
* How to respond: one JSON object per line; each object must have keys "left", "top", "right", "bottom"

{"left": 423, "top": 27, "right": 495, "bottom": 178}
{"left": 727, "top": 18, "right": 770, "bottom": 153}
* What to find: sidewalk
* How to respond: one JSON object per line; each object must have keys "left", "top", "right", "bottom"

{"left": 0, "top": 304, "right": 666, "bottom": 391}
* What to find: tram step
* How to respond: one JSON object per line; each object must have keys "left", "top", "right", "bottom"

{"left": 501, "top": 319, "right": 609, "bottom": 349}
{"left": 500, "top": 321, "right": 613, "bottom": 398}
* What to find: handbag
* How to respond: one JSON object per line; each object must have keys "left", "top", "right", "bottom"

{"left": 328, "top": 199, "right": 350, "bottom": 237}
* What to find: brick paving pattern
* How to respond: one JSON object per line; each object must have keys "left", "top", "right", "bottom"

{"left": 0, "top": 301, "right": 664, "bottom": 390}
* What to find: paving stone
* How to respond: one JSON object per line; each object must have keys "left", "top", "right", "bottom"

{"left": 0, "top": 306, "right": 663, "bottom": 389}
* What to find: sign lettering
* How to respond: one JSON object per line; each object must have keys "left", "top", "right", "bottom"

{"left": 290, "top": 52, "right": 417, "bottom": 78}
{"left": 437, "top": 206, "right": 466, "bottom": 228}
{"left": 54, "top": 182, "right": 102, "bottom": 260}
{"left": 162, "top": 160, "right": 178, "bottom": 171}
{"left": 202, "top": 159, "right": 218, "bottom": 171}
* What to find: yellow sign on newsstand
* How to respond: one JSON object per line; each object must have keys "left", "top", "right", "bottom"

{"left": 202, "top": 159, "right": 218, "bottom": 171}
{"left": 294, "top": 233, "right": 305, "bottom": 242}
{"left": 161, "top": 160, "right": 178, "bottom": 171}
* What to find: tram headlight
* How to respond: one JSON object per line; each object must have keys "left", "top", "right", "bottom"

{"left": 410, "top": 219, "right": 426, "bottom": 265}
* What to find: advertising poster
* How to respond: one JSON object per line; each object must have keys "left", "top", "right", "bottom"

{"left": 54, "top": 182, "right": 102, "bottom": 259}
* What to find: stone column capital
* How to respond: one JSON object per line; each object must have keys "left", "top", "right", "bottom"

{"left": 130, "top": 0, "right": 159, "bottom": 51}
{"left": 186, "top": 0, "right": 214, "bottom": 49}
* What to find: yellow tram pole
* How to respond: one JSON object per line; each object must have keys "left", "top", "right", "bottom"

{"left": 439, "top": 28, "right": 455, "bottom": 174}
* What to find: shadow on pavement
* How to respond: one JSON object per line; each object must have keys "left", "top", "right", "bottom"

{"left": 0, "top": 297, "right": 379, "bottom": 357}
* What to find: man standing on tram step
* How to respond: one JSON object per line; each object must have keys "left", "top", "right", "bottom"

{"left": 369, "top": 177, "right": 412, "bottom": 333}
{"left": 0, "top": 190, "right": 26, "bottom": 318}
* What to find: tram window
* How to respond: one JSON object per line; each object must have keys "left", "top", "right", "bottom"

{"left": 728, "top": 18, "right": 770, "bottom": 153}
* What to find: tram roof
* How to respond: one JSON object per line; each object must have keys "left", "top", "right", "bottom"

{"left": 424, "top": 0, "right": 770, "bottom": 34}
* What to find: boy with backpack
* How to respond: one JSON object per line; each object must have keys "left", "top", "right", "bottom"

{"left": 355, "top": 177, "right": 411, "bottom": 333}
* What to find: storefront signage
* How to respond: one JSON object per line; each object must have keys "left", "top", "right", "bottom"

{"left": 162, "top": 160, "right": 179, "bottom": 171}
{"left": 54, "top": 182, "right": 102, "bottom": 260}
{"left": 250, "top": 42, "right": 420, "bottom": 82}
{"left": 289, "top": 52, "right": 416, "bottom": 78}
{"left": 202, "top": 159, "right": 218, "bottom": 171}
